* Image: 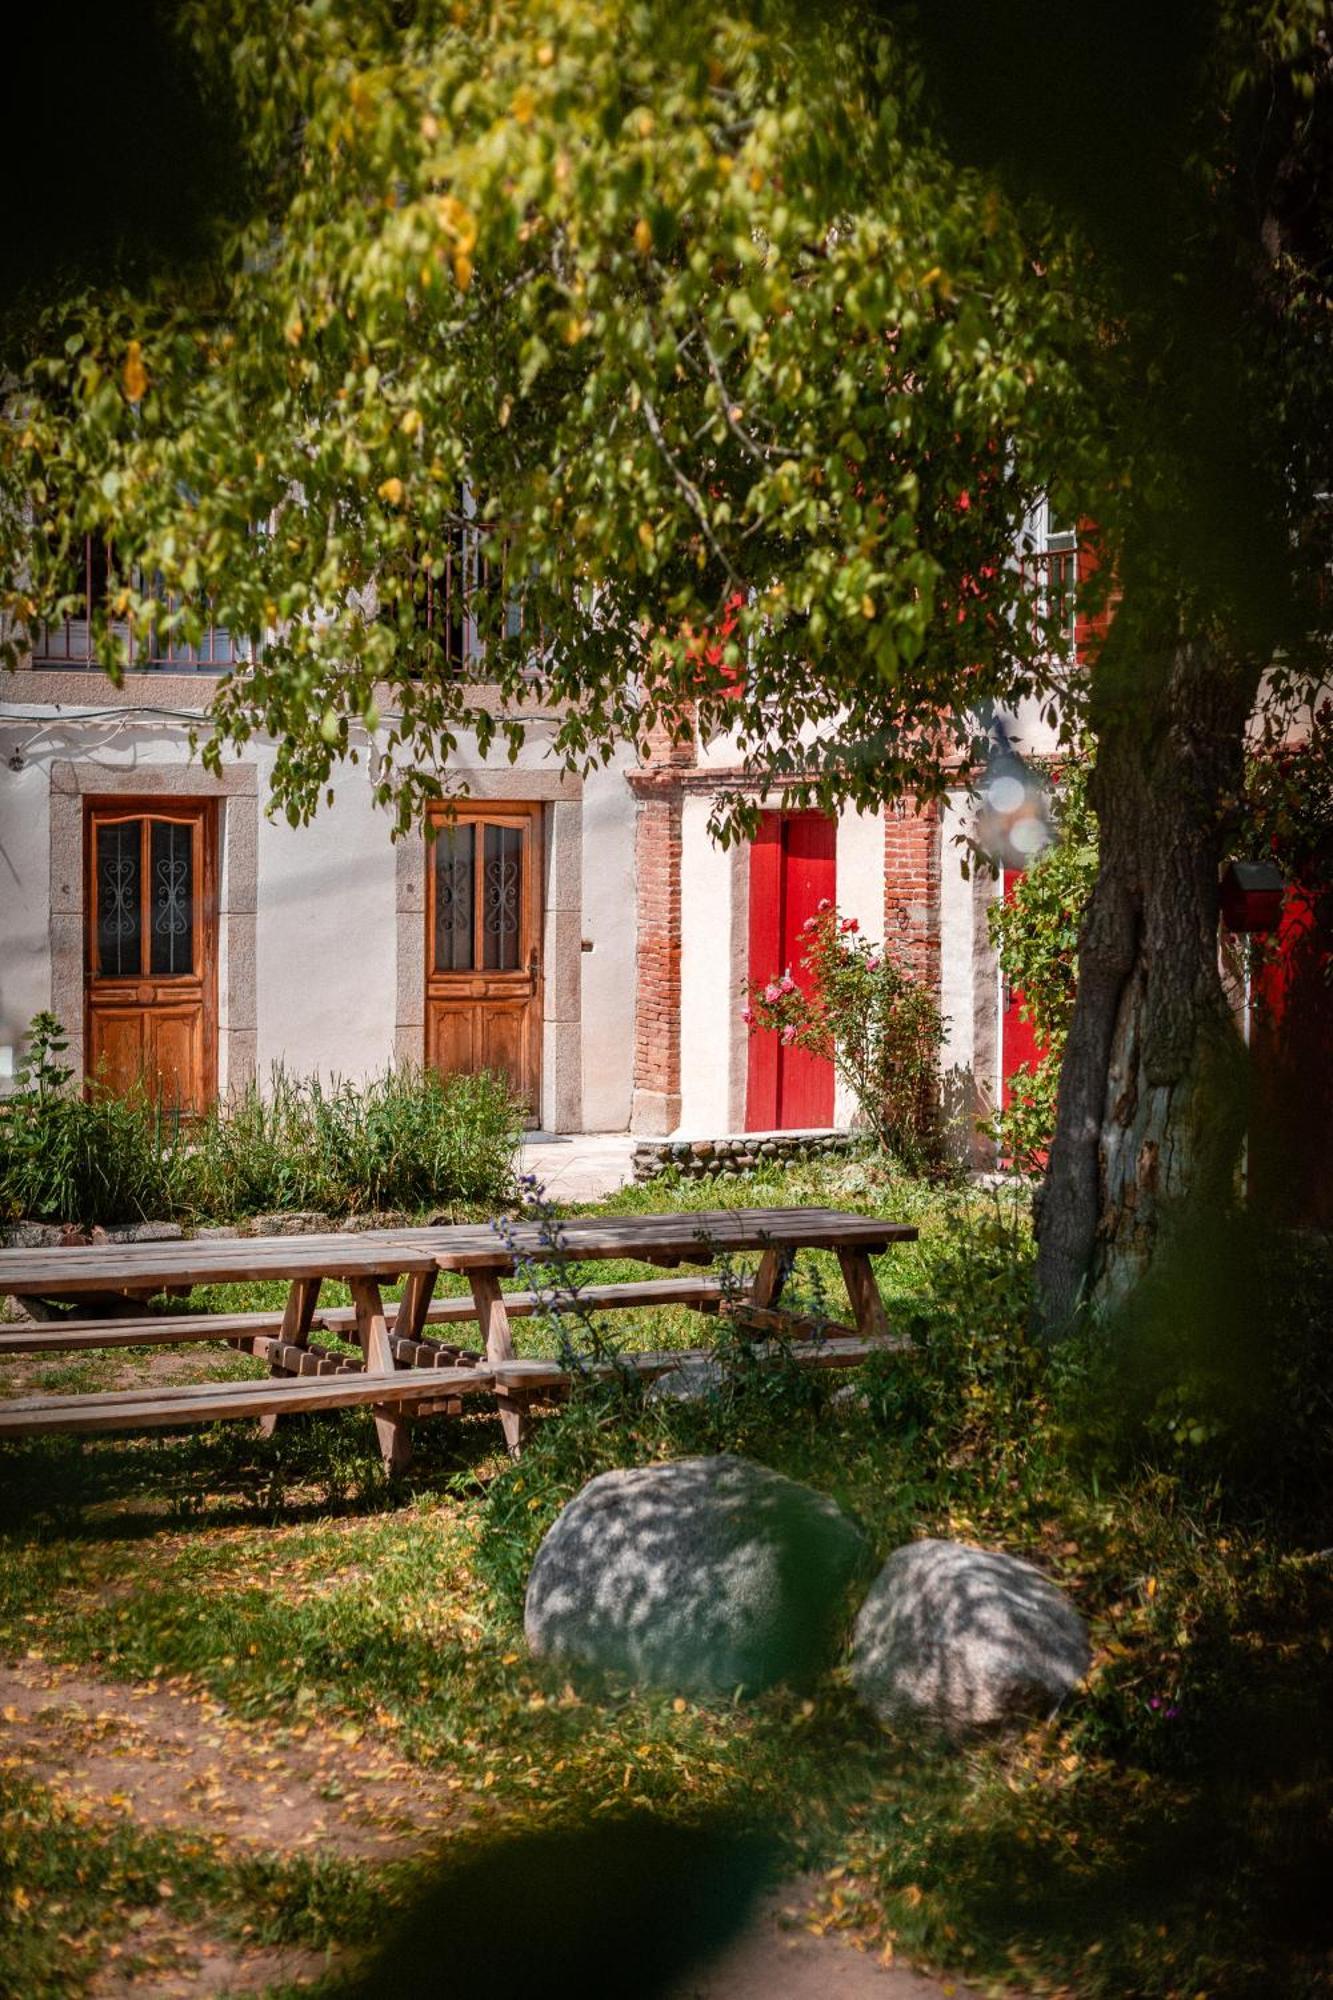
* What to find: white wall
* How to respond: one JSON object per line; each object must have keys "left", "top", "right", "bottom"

{"left": 939, "top": 789, "right": 1001, "bottom": 1163}
{"left": 678, "top": 792, "right": 739, "bottom": 1132}
{"left": 833, "top": 803, "right": 886, "bottom": 1128}
{"left": 0, "top": 762, "right": 53, "bottom": 1086}
{"left": 255, "top": 769, "right": 398, "bottom": 1084}
{"left": 579, "top": 760, "right": 637, "bottom": 1130}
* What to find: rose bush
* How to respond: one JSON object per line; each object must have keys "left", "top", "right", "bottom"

{"left": 744, "top": 903, "right": 944, "bottom": 1166}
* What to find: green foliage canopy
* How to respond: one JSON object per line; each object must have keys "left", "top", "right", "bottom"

{"left": 0, "top": 0, "right": 1092, "bottom": 837}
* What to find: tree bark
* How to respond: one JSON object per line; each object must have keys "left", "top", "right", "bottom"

{"left": 1034, "top": 622, "right": 1261, "bottom": 1338}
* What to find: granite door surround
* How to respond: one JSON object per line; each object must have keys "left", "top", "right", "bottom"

{"left": 49, "top": 760, "right": 258, "bottom": 1098}
{"left": 395, "top": 767, "right": 584, "bottom": 1131}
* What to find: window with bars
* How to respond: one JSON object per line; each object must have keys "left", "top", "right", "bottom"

{"left": 385, "top": 524, "right": 526, "bottom": 679}
{"left": 1018, "top": 516, "right": 1078, "bottom": 646}
{"left": 93, "top": 815, "right": 198, "bottom": 978}
{"left": 432, "top": 818, "right": 526, "bottom": 973}
{"left": 31, "top": 536, "right": 248, "bottom": 671}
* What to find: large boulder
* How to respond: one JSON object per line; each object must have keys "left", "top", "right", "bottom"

{"left": 524, "top": 1455, "right": 869, "bottom": 1693}
{"left": 850, "top": 1538, "right": 1090, "bottom": 1734}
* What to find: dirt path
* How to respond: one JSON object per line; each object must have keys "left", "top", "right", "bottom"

{"left": 2, "top": 1660, "right": 993, "bottom": 2000}
{"left": 0, "top": 1658, "right": 461, "bottom": 1861}
{"left": 677, "top": 1885, "right": 992, "bottom": 2000}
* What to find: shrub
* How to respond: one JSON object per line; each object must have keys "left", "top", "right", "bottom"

{"left": 0, "top": 1013, "right": 188, "bottom": 1228}
{"left": 183, "top": 1063, "right": 521, "bottom": 1218}
{"left": 986, "top": 759, "right": 1098, "bottom": 1171}
{"left": 0, "top": 1016, "right": 521, "bottom": 1225}
{"left": 744, "top": 902, "right": 944, "bottom": 1165}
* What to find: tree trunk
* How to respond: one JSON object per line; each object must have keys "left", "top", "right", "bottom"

{"left": 1034, "top": 623, "right": 1261, "bottom": 1338}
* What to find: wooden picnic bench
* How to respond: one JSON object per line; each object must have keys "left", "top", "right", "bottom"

{"left": 0, "top": 1207, "right": 915, "bottom": 1473}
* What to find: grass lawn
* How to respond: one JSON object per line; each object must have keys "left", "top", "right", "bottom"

{"left": 1, "top": 1159, "right": 1329, "bottom": 1997}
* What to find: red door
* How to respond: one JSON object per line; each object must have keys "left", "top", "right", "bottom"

{"left": 746, "top": 812, "right": 836, "bottom": 1129}
{"left": 999, "top": 866, "right": 1048, "bottom": 1114}
{"left": 1248, "top": 882, "right": 1333, "bottom": 1226}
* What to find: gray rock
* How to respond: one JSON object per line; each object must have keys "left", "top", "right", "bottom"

{"left": 246, "top": 1211, "right": 334, "bottom": 1237}
{"left": 850, "top": 1538, "right": 1090, "bottom": 1735}
{"left": 94, "top": 1221, "right": 184, "bottom": 1244}
{"left": 645, "top": 1357, "right": 726, "bottom": 1403}
{"left": 525, "top": 1455, "right": 870, "bottom": 1694}
{"left": 0, "top": 1222, "right": 83, "bottom": 1250}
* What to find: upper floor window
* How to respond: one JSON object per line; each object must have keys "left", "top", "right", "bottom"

{"left": 1019, "top": 505, "right": 1078, "bottom": 648}
{"left": 30, "top": 536, "right": 249, "bottom": 672}
{"left": 382, "top": 522, "right": 526, "bottom": 680}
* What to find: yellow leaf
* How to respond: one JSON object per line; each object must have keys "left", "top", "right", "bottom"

{"left": 420, "top": 113, "right": 439, "bottom": 141}
{"left": 122, "top": 341, "right": 148, "bottom": 404}
{"left": 377, "top": 477, "right": 405, "bottom": 505}
{"left": 537, "top": 42, "right": 555, "bottom": 66}
{"left": 285, "top": 316, "right": 304, "bottom": 347}
{"left": 861, "top": 594, "right": 876, "bottom": 619}
{"left": 400, "top": 408, "right": 423, "bottom": 437}
{"left": 501, "top": 1652, "right": 520, "bottom": 1666}
{"left": 634, "top": 217, "right": 653, "bottom": 257}
{"left": 453, "top": 252, "right": 474, "bottom": 292}
{"left": 511, "top": 86, "right": 536, "bottom": 125}
{"left": 672, "top": 1697, "right": 687, "bottom": 1713}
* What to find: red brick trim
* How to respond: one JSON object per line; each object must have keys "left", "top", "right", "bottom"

{"left": 631, "top": 783, "right": 684, "bottom": 1132}
{"left": 884, "top": 797, "right": 942, "bottom": 993}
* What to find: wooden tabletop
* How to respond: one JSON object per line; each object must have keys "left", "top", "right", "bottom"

{"left": 0, "top": 1207, "right": 916, "bottom": 1297}
{"left": 426, "top": 1207, "right": 916, "bottom": 1271}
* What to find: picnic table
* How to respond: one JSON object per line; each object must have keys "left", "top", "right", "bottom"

{"left": 0, "top": 1207, "right": 916, "bottom": 1473}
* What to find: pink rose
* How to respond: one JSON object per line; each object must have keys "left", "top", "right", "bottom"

{"left": 817, "top": 898, "right": 832, "bottom": 912}
{"left": 763, "top": 982, "right": 781, "bottom": 1004}
{"left": 802, "top": 915, "right": 817, "bottom": 932}
{"left": 780, "top": 1025, "right": 797, "bottom": 1045}
{"left": 740, "top": 1007, "right": 753, "bottom": 1026}
{"left": 840, "top": 917, "right": 859, "bottom": 934}
{"left": 779, "top": 971, "right": 796, "bottom": 993}
{"left": 865, "top": 956, "right": 880, "bottom": 972}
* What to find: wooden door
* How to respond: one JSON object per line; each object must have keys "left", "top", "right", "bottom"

{"left": 425, "top": 802, "right": 543, "bottom": 1119}
{"left": 85, "top": 800, "right": 217, "bottom": 1113}
{"left": 746, "top": 811, "right": 836, "bottom": 1130}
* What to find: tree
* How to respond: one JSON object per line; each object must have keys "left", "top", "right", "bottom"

{"left": 2, "top": 0, "right": 1329, "bottom": 1326}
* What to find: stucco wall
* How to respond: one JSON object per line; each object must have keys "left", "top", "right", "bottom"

{"left": 833, "top": 803, "right": 886, "bottom": 1128}
{"left": 939, "top": 789, "right": 1002, "bottom": 1163}
{"left": 579, "top": 760, "right": 637, "bottom": 1131}
{"left": 678, "top": 793, "right": 743, "bottom": 1133}
{"left": 0, "top": 684, "right": 637, "bottom": 1128}
{"left": 0, "top": 762, "right": 52, "bottom": 1086}
{"left": 255, "top": 772, "right": 398, "bottom": 1084}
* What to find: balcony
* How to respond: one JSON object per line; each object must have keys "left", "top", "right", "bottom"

{"left": 30, "top": 538, "right": 248, "bottom": 673}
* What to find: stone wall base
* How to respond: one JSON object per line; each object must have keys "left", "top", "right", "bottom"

{"left": 632, "top": 1127, "right": 859, "bottom": 1184}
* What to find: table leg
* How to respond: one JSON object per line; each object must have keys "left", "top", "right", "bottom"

{"left": 395, "top": 1268, "right": 437, "bottom": 1345}
{"left": 836, "top": 1248, "right": 891, "bottom": 1341}
{"left": 751, "top": 1245, "right": 794, "bottom": 1310}
{"left": 259, "top": 1277, "right": 321, "bottom": 1438}
{"left": 350, "top": 1276, "right": 412, "bottom": 1476}
{"left": 469, "top": 1270, "right": 526, "bottom": 1455}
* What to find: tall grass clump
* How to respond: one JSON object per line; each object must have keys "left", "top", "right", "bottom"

{"left": 0, "top": 1014, "right": 189, "bottom": 1229}
{"left": 0, "top": 1016, "right": 521, "bottom": 1226}
{"left": 183, "top": 1063, "right": 520, "bottom": 1218}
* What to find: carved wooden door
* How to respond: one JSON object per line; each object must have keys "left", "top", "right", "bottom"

{"left": 84, "top": 800, "right": 217, "bottom": 1113}
{"left": 425, "top": 803, "right": 543, "bottom": 1120}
